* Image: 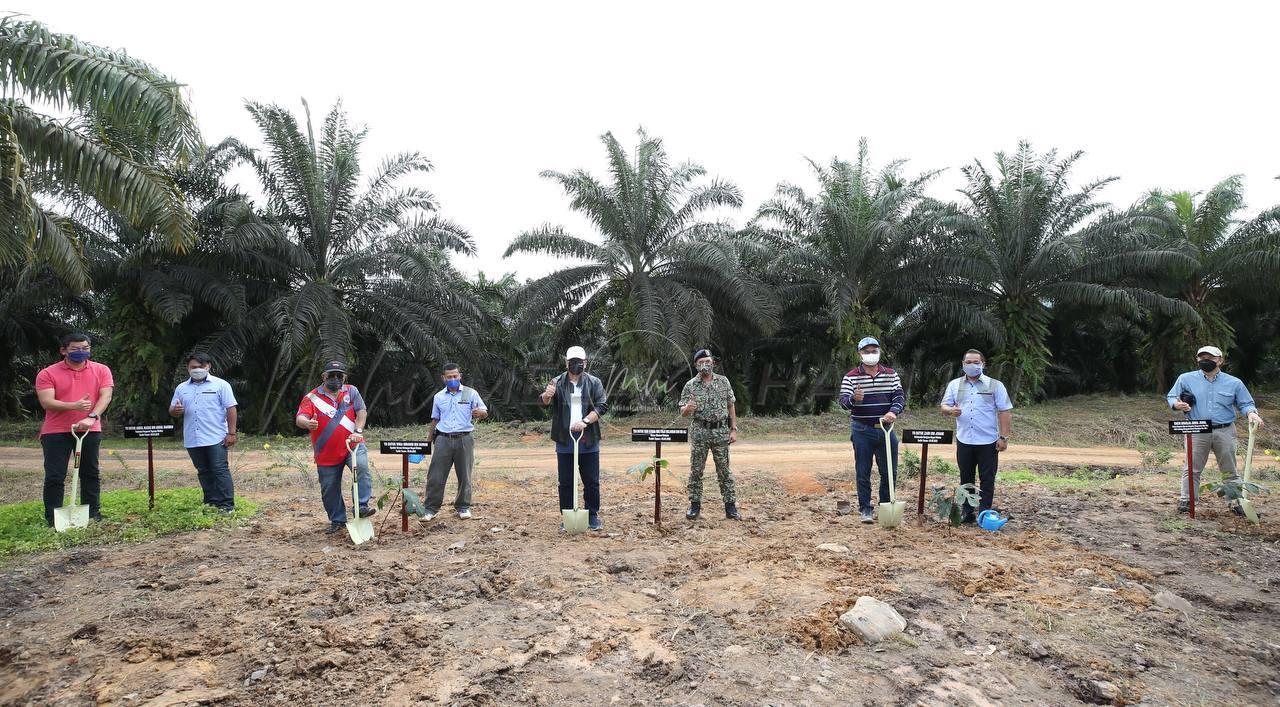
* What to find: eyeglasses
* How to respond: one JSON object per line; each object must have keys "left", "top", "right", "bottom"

{"left": 66, "top": 346, "right": 91, "bottom": 352}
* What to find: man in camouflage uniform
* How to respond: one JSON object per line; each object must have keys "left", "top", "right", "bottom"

{"left": 679, "top": 349, "right": 740, "bottom": 520}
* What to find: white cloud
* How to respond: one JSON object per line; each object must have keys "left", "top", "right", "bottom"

{"left": 20, "top": 0, "right": 1280, "bottom": 278}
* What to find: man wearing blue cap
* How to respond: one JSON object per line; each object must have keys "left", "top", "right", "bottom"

{"left": 679, "top": 348, "right": 740, "bottom": 520}
{"left": 838, "top": 337, "right": 906, "bottom": 523}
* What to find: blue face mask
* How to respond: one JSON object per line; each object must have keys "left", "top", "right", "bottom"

{"left": 67, "top": 350, "right": 91, "bottom": 363}
{"left": 963, "top": 363, "right": 983, "bottom": 378}
{"left": 446, "top": 379, "right": 461, "bottom": 391}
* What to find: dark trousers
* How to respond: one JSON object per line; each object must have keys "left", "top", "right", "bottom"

{"left": 851, "top": 422, "right": 898, "bottom": 512}
{"left": 186, "top": 444, "right": 235, "bottom": 511}
{"left": 425, "top": 434, "right": 474, "bottom": 512}
{"left": 557, "top": 451, "right": 600, "bottom": 513}
{"left": 957, "top": 441, "right": 999, "bottom": 516}
{"left": 42, "top": 432, "right": 102, "bottom": 525}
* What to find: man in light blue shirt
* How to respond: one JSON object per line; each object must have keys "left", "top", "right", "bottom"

{"left": 1166, "top": 345, "right": 1265, "bottom": 514}
{"left": 420, "top": 363, "right": 487, "bottom": 521}
{"left": 940, "top": 349, "right": 1013, "bottom": 523}
{"left": 169, "top": 353, "right": 238, "bottom": 512}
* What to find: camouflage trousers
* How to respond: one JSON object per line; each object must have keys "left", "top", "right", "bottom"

{"left": 688, "top": 428, "right": 735, "bottom": 504}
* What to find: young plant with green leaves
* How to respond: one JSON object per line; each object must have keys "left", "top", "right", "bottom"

{"left": 928, "top": 483, "right": 981, "bottom": 530}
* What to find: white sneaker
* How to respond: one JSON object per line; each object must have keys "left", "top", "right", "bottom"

{"left": 457, "top": 508, "right": 472, "bottom": 520}
{"left": 418, "top": 510, "right": 437, "bottom": 523}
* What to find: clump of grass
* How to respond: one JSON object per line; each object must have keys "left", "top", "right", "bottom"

{"left": 996, "top": 468, "right": 1115, "bottom": 490}
{"left": 0, "top": 488, "right": 258, "bottom": 558}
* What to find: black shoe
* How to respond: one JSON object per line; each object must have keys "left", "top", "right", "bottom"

{"left": 324, "top": 523, "right": 344, "bottom": 534}
{"left": 1230, "top": 503, "right": 1245, "bottom": 517}
{"left": 359, "top": 507, "right": 375, "bottom": 518}
{"left": 686, "top": 502, "right": 701, "bottom": 520}
{"left": 961, "top": 512, "right": 977, "bottom": 525}
{"left": 725, "top": 502, "right": 740, "bottom": 520}
{"left": 1177, "top": 500, "right": 1189, "bottom": 514}
{"left": 90, "top": 514, "right": 105, "bottom": 523}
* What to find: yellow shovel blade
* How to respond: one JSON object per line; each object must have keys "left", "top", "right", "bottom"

{"left": 53, "top": 505, "right": 90, "bottom": 533}
{"left": 346, "top": 517, "right": 375, "bottom": 545}
{"left": 1240, "top": 497, "right": 1259, "bottom": 524}
{"left": 562, "top": 509, "right": 589, "bottom": 535}
{"left": 878, "top": 501, "right": 906, "bottom": 529}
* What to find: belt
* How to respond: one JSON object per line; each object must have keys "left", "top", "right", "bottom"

{"left": 437, "top": 431, "right": 472, "bottom": 438}
{"left": 1209, "top": 422, "right": 1234, "bottom": 430}
{"left": 694, "top": 419, "right": 729, "bottom": 429}
{"left": 852, "top": 419, "right": 882, "bottom": 429}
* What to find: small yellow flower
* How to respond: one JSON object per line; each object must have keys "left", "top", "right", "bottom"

{"left": 1265, "top": 449, "right": 1275, "bottom": 456}
{"left": 263, "top": 443, "right": 271, "bottom": 450}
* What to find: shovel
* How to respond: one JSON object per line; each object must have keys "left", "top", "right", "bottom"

{"left": 53, "top": 426, "right": 92, "bottom": 532}
{"left": 345, "top": 438, "right": 375, "bottom": 545}
{"left": 1240, "top": 419, "right": 1259, "bottom": 524}
{"left": 562, "top": 428, "right": 589, "bottom": 535}
{"left": 877, "top": 421, "right": 906, "bottom": 529}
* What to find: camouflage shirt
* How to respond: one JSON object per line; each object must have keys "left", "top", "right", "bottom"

{"left": 679, "top": 374, "right": 736, "bottom": 423}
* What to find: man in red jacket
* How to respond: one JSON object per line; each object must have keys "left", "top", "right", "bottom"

{"left": 295, "top": 360, "right": 374, "bottom": 534}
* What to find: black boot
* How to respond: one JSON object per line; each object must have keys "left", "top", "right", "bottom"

{"left": 686, "top": 502, "right": 701, "bottom": 520}
{"left": 725, "top": 502, "right": 740, "bottom": 520}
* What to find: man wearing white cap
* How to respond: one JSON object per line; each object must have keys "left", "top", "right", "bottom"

{"left": 1166, "top": 345, "right": 1265, "bottom": 514}
{"left": 540, "top": 346, "right": 609, "bottom": 530}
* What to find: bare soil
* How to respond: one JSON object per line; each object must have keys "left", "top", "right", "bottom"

{"left": 2, "top": 441, "right": 1279, "bottom": 706}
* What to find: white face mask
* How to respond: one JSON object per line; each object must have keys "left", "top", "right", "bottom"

{"left": 189, "top": 367, "right": 210, "bottom": 381}
{"left": 860, "top": 352, "right": 881, "bottom": 366}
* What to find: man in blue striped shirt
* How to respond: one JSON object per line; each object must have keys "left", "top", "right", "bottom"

{"left": 1166, "top": 345, "right": 1265, "bottom": 514}
{"left": 839, "top": 337, "right": 906, "bottom": 523}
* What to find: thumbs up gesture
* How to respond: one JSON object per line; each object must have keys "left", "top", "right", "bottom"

{"left": 853, "top": 385, "right": 865, "bottom": 403}
{"left": 172, "top": 399, "right": 186, "bottom": 416}
{"left": 74, "top": 395, "right": 93, "bottom": 412}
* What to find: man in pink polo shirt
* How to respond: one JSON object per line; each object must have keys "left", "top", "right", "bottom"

{"left": 34, "top": 332, "right": 115, "bottom": 527}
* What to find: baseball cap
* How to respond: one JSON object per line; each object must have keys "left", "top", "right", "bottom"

{"left": 565, "top": 346, "right": 587, "bottom": 361}
{"left": 1196, "top": 345, "right": 1223, "bottom": 357}
{"left": 857, "top": 336, "right": 880, "bottom": 351}
{"left": 693, "top": 348, "right": 713, "bottom": 361}
{"left": 323, "top": 360, "right": 348, "bottom": 374}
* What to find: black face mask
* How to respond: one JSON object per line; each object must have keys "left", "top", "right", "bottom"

{"left": 567, "top": 360, "right": 585, "bottom": 375}
{"left": 1198, "top": 359, "right": 1218, "bottom": 373}
{"left": 325, "top": 377, "right": 344, "bottom": 391}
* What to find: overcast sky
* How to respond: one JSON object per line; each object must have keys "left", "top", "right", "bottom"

{"left": 18, "top": 1, "right": 1280, "bottom": 278}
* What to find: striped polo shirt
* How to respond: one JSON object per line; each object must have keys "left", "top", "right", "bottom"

{"left": 839, "top": 365, "right": 906, "bottom": 425}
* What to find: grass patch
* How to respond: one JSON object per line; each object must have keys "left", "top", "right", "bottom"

{"left": 1159, "top": 517, "right": 1192, "bottom": 533}
{"left": 0, "top": 487, "right": 258, "bottom": 558}
{"left": 996, "top": 467, "right": 1117, "bottom": 490}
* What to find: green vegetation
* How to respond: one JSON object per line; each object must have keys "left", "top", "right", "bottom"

{"left": 2, "top": 18, "right": 1278, "bottom": 435}
{"left": 997, "top": 467, "right": 1117, "bottom": 491}
{"left": 0, "top": 488, "right": 258, "bottom": 557}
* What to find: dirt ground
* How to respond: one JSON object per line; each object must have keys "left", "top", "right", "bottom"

{"left": 2, "top": 441, "right": 1279, "bottom": 706}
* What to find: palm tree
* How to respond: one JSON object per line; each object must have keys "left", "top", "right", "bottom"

{"left": 1137, "top": 176, "right": 1280, "bottom": 383}
{"left": 0, "top": 17, "right": 199, "bottom": 289}
{"left": 915, "top": 143, "right": 1194, "bottom": 401}
{"left": 504, "top": 129, "right": 778, "bottom": 364}
{"left": 752, "top": 139, "right": 939, "bottom": 367}
{"left": 202, "top": 101, "right": 481, "bottom": 430}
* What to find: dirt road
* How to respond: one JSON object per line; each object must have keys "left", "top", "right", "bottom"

{"left": 3, "top": 442, "right": 1279, "bottom": 705}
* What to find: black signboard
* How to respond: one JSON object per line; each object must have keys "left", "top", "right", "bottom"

{"left": 380, "top": 440, "right": 432, "bottom": 455}
{"left": 903, "top": 429, "right": 953, "bottom": 445}
{"left": 1168, "top": 420, "right": 1212, "bottom": 435}
{"left": 123, "top": 424, "right": 176, "bottom": 439}
{"left": 631, "top": 428, "right": 690, "bottom": 443}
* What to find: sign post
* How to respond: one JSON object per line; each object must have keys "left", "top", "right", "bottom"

{"left": 380, "top": 440, "right": 431, "bottom": 532}
{"left": 1168, "top": 420, "right": 1211, "bottom": 520}
{"left": 631, "top": 428, "right": 689, "bottom": 526}
{"left": 123, "top": 425, "right": 176, "bottom": 510}
{"left": 902, "top": 429, "right": 954, "bottom": 524}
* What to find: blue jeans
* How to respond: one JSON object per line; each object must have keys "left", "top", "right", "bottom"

{"left": 186, "top": 443, "right": 235, "bottom": 510}
{"left": 316, "top": 444, "right": 373, "bottom": 524}
{"left": 851, "top": 421, "right": 898, "bottom": 512}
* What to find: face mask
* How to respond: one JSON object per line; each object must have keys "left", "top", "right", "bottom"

{"left": 446, "top": 379, "right": 461, "bottom": 391}
{"left": 963, "top": 363, "right": 983, "bottom": 378}
{"left": 860, "top": 352, "right": 880, "bottom": 366}
{"left": 67, "top": 350, "right": 91, "bottom": 363}
{"left": 567, "top": 360, "right": 585, "bottom": 374}
{"left": 1198, "top": 359, "right": 1218, "bottom": 373}
{"left": 189, "top": 368, "right": 209, "bottom": 381}
{"left": 697, "top": 362, "right": 713, "bottom": 374}
{"left": 324, "top": 377, "right": 343, "bottom": 392}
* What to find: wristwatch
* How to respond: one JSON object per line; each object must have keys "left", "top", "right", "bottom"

{"left": 87, "top": 412, "right": 99, "bottom": 419}
{"left": 354, "top": 428, "right": 363, "bottom": 434}
{"left": 998, "top": 435, "right": 1008, "bottom": 442}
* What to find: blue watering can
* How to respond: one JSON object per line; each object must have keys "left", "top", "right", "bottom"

{"left": 977, "top": 509, "right": 1010, "bottom": 532}
{"left": 408, "top": 454, "right": 425, "bottom": 464}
